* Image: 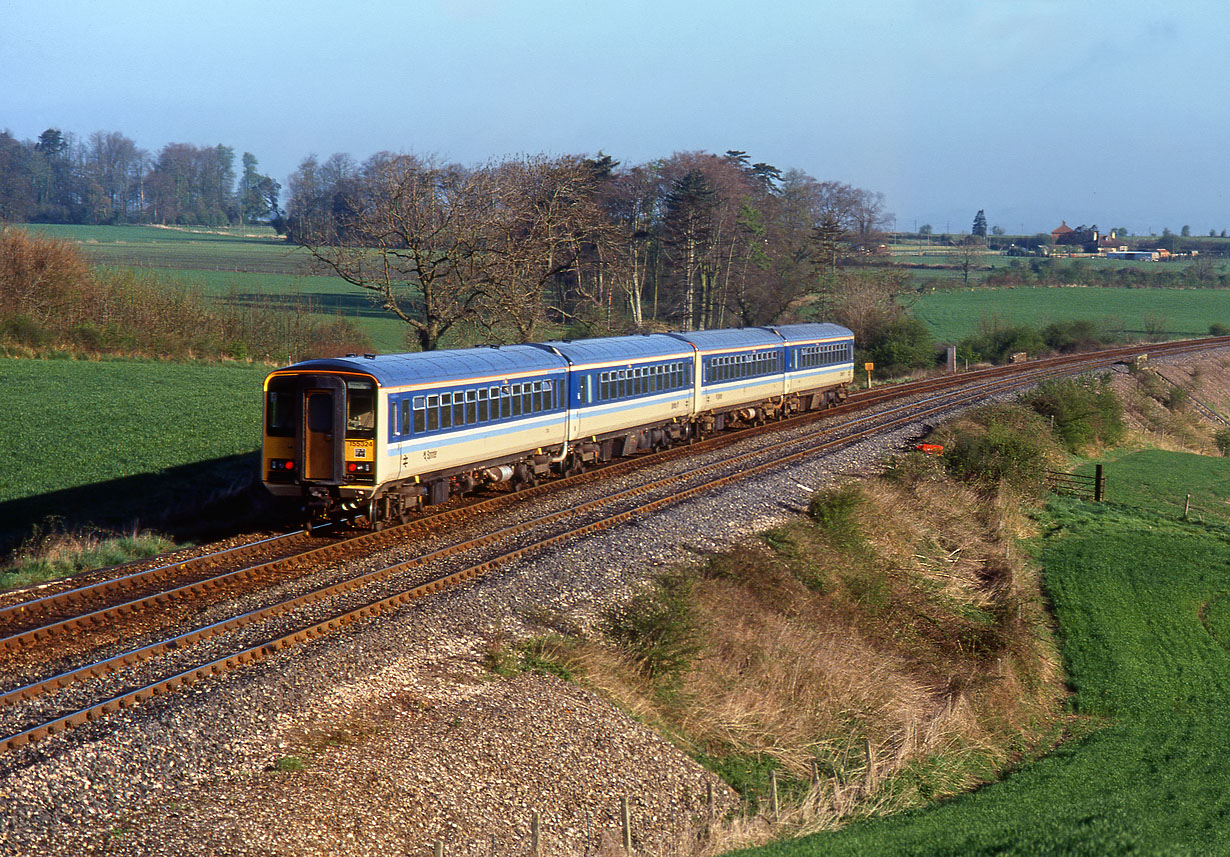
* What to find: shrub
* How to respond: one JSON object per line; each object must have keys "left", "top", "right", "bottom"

{"left": 605, "top": 570, "right": 703, "bottom": 682}
{"left": 1020, "top": 374, "right": 1125, "bottom": 453}
{"left": 959, "top": 316, "right": 1047, "bottom": 364}
{"left": 0, "top": 227, "right": 369, "bottom": 361}
{"left": 807, "top": 485, "right": 864, "bottom": 548}
{"left": 864, "top": 316, "right": 937, "bottom": 375}
{"left": 0, "top": 227, "right": 99, "bottom": 325}
{"left": 1209, "top": 323, "right": 1230, "bottom": 336}
{"left": 936, "top": 404, "right": 1055, "bottom": 492}
{"left": 1214, "top": 428, "right": 1230, "bottom": 457}
{"left": 1042, "top": 319, "right": 1112, "bottom": 352}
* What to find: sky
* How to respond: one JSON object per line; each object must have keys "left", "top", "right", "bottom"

{"left": 2, "top": 0, "right": 1226, "bottom": 235}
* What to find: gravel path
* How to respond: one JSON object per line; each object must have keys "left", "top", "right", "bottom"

{"left": 1, "top": 352, "right": 1221, "bottom": 857}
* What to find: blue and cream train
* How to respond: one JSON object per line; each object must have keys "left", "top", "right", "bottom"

{"left": 262, "top": 323, "right": 854, "bottom": 526}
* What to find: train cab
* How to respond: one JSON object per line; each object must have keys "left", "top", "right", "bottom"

{"left": 263, "top": 363, "right": 379, "bottom": 515}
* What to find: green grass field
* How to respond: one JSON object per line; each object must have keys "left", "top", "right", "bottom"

{"left": 731, "top": 449, "right": 1230, "bottom": 856}
{"left": 0, "top": 358, "right": 270, "bottom": 549}
{"left": 18, "top": 223, "right": 413, "bottom": 353}
{"left": 910, "top": 287, "right": 1230, "bottom": 342}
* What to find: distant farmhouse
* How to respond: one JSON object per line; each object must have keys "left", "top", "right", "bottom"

{"left": 1006, "top": 221, "right": 1179, "bottom": 259}
{"left": 1050, "top": 221, "right": 1118, "bottom": 250}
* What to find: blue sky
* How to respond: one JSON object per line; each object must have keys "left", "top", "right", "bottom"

{"left": 2, "top": 0, "right": 1225, "bottom": 234}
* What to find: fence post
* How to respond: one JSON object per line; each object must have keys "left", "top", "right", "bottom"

{"left": 531, "top": 810, "right": 541, "bottom": 856}
{"left": 621, "top": 796, "right": 632, "bottom": 854}
{"left": 864, "top": 738, "right": 876, "bottom": 793}
{"left": 1094, "top": 464, "right": 1104, "bottom": 502}
{"left": 769, "top": 769, "right": 780, "bottom": 819}
{"left": 433, "top": 840, "right": 444, "bottom": 857}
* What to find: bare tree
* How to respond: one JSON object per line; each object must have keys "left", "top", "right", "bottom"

{"left": 295, "top": 153, "right": 491, "bottom": 352}
{"left": 827, "top": 268, "right": 913, "bottom": 344}
{"left": 469, "top": 154, "right": 607, "bottom": 343}
{"left": 602, "top": 163, "right": 663, "bottom": 330}
{"left": 947, "top": 239, "right": 984, "bottom": 288}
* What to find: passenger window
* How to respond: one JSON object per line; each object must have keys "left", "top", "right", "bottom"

{"left": 477, "top": 388, "right": 488, "bottom": 423}
{"left": 400, "top": 399, "right": 409, "bottom": 436}
{"left": 466, "top": 390, "right": 477, "bottom": 424}
{"left": 413, "top": 396, "right": 426, "bottom": 434}
{"left": 427, "top": 395, "right": 439, "bottom": 431}
{"left": 522, "top": 385, "right": 532, "bottom": 413}
{"left": 533, "top": 381, "right": 543, "bottom": 412}
{"left": 440, "top": 393, "right": 452, "bottom": 429}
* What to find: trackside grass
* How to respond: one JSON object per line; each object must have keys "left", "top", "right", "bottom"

{"left": 730, "top": 450, "right": 1230, "bottom": 856}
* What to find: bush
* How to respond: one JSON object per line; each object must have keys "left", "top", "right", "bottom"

{"left": 1020, "top": 374, "right": 1125, "bottom": 453}
{"left": 864, "top": 316, "right": 937, "bottom": 375}
{"left": 1043, "top": 319, "right": 1112, "bottom": 353}
{"left": 959, "top": 316, "right": 1047, "bottom": 364}
{"left": 605, "top": 570, "right": 703, "bottom": 682}
{"left": 1215, "top": 428, "right": 1230, "bottom": 457}
{"left": 0, "top": 227, "right": 99, "bottom": 325}
{"left": 807, "top": 485, "right": 864, "bottom": 547}
{"left": 936, "top": 404, "right": 1055, "bottom": 492}
{"left": 1210, "top": 323, "right": 1230, "bottom": 336}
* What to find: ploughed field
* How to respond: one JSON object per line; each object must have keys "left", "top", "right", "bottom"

{"left": 733, "top": 449, "right": 1230, "bottom": 856}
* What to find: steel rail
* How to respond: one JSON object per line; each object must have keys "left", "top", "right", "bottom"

{"left": 0, "top": 354, "right": 1126, "bottom": 751}
{"left": 1, "top": 336, "right": 1223, "bottom": 674}
{"left": 2, "top": 336, "right": 1220, "bottom": 653}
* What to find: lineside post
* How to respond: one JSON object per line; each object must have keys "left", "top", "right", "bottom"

{"left": 621, "top": 796, "right": 632, "bottom": 853}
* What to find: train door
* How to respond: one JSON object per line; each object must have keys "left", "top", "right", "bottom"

{"left": 567, "top": 372, "right": 582, "bottom": 441}
{"left": 304, "top": 390, "right": 336, "bottom": 481}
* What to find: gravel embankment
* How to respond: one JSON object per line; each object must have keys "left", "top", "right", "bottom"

{"left": 2, "top": 352, "right": 1222, "bottom": 857}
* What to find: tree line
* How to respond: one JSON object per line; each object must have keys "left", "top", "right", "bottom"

{"left": 283, "top": 149, "right": 892, "bottom": 348}
{"left": 0, "top": 127, "right": 280, "bottom": 226}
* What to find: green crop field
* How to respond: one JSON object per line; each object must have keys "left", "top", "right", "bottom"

{"left": 23, "top": 223, "right": 303, "bottom": 274}
{"left": 153, "top": 269, "right": 414, "bottom": 354}
{"left": 910, "top": 287, "right": 1230, "bottom": 342}
{"left": 0, "top": 358, "right": 270, "bottom": 547}
{"left": 732, "top": 449, "right": 1230, "bottom": 856}
{"left": 17, "top": 223, "right": 415, "bottom": 353}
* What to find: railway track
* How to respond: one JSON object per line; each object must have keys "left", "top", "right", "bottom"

{"left": 1, "top": 336, "right": 1225, "bottom": 754}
